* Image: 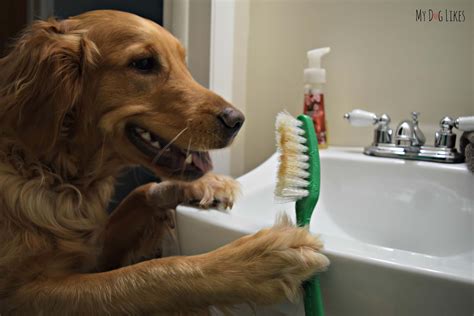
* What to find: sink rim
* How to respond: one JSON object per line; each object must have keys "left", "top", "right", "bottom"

{"left": 178, "top": 206, "right": 473, "bottom": 285}
{"left": 177, "top": 146, "right": 473, "bottom": 285}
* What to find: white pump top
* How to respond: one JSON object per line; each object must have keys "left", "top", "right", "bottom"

{"left": 304, "top": 47, "right": 331, "bottom": 84}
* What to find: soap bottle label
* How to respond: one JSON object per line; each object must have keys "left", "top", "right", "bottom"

{"left": 304, "top": 87, "right": 327, "bottom": 146}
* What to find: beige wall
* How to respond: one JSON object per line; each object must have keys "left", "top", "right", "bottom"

{"left": 243, "top": 0, "right": 473, "bottom": 173}
{"left": 165, "top": 0, "right": 211, "bottom": 88}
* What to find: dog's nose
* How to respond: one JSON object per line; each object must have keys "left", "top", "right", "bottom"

{"left": 218, "top": 107, "right": 245, "bottom": 133}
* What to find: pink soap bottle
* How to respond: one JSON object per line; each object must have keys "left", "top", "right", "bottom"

{"left": 303, "top": 47, "right": 330, "bottom": 148}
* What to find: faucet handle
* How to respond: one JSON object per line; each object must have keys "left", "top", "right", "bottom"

{"left": 343, "top": 109, "right": 391, "bottom": 127}
{"left": 454, "top": 116, "right": 474, "bottom": 132}
{"left": 435, "top": 116, "right": 456, "bottom": 148}
{"left": 343, "top": 109, "right": 377, "bottom": 127}
{"left": 434, "top": 116, "right": 473, "bottom": 148}
{"left": 439, "top": 116, "right": 455, "bottom": 131}
{"left": 344, "top": 109, "right": 392, "bottom": 144}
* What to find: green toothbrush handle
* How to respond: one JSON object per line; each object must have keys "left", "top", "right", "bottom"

{"left": 295, "top": 115, "right": 324, "bottom": 316}
{"left": 303, "top": 276, "right": 324, "bottom": 316}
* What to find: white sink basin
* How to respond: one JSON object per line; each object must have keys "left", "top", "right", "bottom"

{"left": 177, "top": 147, "right": 473, "bottom": 315}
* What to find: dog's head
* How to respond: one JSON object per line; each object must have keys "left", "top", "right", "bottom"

{"left": 0, "top": 10, "right": 244, "bottom": 180}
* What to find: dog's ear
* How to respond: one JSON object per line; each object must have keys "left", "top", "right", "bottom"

{"left": 0, "top": 19, "right": 99, "bottom": 154}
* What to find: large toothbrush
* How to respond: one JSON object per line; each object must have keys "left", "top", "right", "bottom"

{"left": 275, "top": 112, "right": 324, "bottom": 316}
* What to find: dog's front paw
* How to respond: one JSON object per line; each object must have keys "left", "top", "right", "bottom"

{"left": 182, "top": 172, "right": 240, "bottom": 210}
{"left": 215, "top": 216, "right": 329, "bottom": 304}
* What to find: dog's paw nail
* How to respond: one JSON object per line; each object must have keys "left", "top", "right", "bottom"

{"left": 216, "top": 202, "right": 228, "bottom": 211}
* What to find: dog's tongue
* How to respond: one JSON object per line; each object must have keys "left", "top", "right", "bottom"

{"left": 191, "top": 152, "right": 213, "bottom": 173}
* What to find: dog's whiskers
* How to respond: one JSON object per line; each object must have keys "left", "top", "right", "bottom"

{"left": 152, "top": 127, "right": 188, "bottom": 164}
{"left": 180, "top": 136, "right": 193, "bottom": 177}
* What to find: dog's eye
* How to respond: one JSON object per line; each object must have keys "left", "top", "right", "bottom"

{"left": 130, "top": 57, "right": 156, "bottom": 72}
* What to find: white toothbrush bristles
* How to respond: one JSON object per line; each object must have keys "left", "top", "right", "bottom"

{"left": 275, "top": 112, "right": 310, "bottom": 201}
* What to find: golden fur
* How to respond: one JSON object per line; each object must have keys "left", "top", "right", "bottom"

{"left": 0, "top": 10, "right": 329, "bottom": 315}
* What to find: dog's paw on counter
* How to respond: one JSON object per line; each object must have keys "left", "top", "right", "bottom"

{"left": 207, "top": 214, "right": 330, "bottom": 304}
{"left": 181, "top": 172, "right": 241, "bottom": 210}
{"left": 146, "top": 173, "right": 241, "bottom": 211}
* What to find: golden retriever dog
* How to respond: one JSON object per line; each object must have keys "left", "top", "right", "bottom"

{"left": 0, "top": 10, "right": 329, "bottom": 315}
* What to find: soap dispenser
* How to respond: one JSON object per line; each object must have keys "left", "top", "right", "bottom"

{"left": 303, "top": 47, "right": 331, "bottom": 148}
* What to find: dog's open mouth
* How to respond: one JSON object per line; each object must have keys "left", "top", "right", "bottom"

{"left": 126, "top": 124, "right": 212, "bottom": 179}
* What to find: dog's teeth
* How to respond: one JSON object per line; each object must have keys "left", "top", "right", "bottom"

{"left": 141, "top": 132, "right": 151, "bottom": 141}
{"left": 151, "top": 141, "right": 161, "bottom": 149}
{"left": 185, "top": 154, "right": 192, "bottom": 164}
{"left": 135, "top": 127, "right": 145, "bottom": 133}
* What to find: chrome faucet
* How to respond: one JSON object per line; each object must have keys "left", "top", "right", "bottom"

{"left": 394, "top": 112, "right": 426, "bottom": 147}
{"left": 343, "top": 109, "right": 474, "bottom": 163}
